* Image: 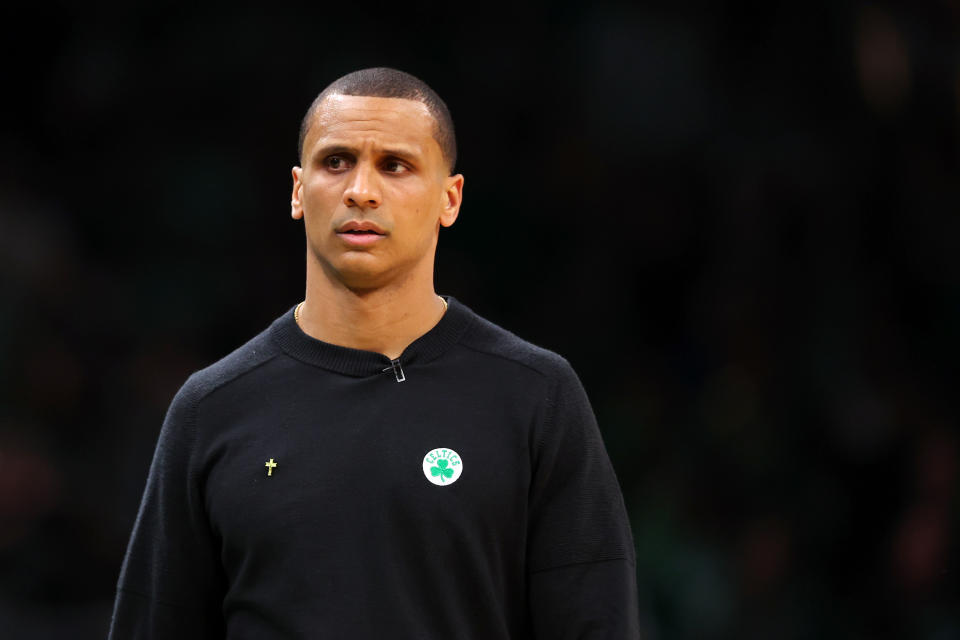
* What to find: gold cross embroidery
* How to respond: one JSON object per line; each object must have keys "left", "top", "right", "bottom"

{"left": 265, "top": 458, "right": 277, "bottom": 476}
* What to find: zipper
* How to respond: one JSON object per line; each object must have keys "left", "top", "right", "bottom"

{"left": 382, "top": 358, "right": 406, "bottom": 382}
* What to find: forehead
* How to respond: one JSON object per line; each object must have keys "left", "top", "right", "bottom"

{"left": 307, "top": 94, "right": 438, "bottom": 155}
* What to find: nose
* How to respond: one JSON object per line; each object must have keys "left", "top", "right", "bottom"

{"left": 342, "top": 162, "right": 381, "bottom": 209}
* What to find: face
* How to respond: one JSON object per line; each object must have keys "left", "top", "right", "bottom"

{"left": 291, "top": 94, "right": 463, "bottom": 291}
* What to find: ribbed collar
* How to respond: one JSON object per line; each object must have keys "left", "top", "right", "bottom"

{"left": 270, "top": 296, "right": 474, "bottom": 377}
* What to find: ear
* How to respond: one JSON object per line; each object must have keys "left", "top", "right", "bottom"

{"left": 439, "top": 173, "right": 464, "bottom": 228}
{"left": 291, "top": 166, "right": 304, "bottom": 220}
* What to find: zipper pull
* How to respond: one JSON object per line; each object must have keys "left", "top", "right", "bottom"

{"left": 382, "top": 358, "right": 406, "bottom": 382}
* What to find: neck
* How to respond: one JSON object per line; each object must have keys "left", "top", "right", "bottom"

{"left": 297, "top": 267, "right": 446, "bottom": 361}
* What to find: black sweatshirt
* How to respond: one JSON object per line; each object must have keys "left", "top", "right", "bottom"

{"left": 109, "top": 297, "right": 640, "bottom": 639}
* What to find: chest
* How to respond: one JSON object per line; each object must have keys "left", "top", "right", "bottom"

{"left": 197, "top": 371, "right": 539, "bottom": 564}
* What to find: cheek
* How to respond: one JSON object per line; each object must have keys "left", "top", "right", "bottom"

{"left": 412, "top": 188, "right": 442, "bottom": 219}
{"left": 303, "top": 183, "right": 341, "bottom": 219}
{"left": 305, "top": 183, "right": 331, "bottom": 206}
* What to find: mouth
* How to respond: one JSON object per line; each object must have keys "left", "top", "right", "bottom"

{"left": 337, "top": 220, "right": 387, "bottom": 234}
{"left": 340, "top": 229, "right": 382, "bottom": 236}
{"left": 336, "top": 220, "right": 387, "bottom": 246}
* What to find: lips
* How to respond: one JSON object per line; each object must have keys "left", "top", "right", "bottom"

{"left": 336, "top": 220, "right": 387, "bottom": 246}
{"left": 337, "top": 220, "right": 386, "bottom": 235}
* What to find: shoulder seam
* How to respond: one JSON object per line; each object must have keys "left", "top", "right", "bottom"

{"left": 454, "top": 340, "right": 555, "bottom": 379}
{"left": 528, "top": 554, "right": 635, "bottom": 575}
{"left": 191, "top": 352, "right": 281, "bottom": 406}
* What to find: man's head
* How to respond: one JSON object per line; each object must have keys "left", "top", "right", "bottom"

{"left": 291, "top": 68, "right": 464, "bottom": 292}
{"left": 298, "top": 67, "right": 457, "bottom": 175}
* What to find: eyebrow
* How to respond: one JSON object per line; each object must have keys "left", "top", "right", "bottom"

{"left": 313, "top": 143, "right": 421, "bottom": 163}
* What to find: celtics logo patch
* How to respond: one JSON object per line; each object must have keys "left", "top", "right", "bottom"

{"left": 422, "top": 447, "right": 463, "bottom": 486}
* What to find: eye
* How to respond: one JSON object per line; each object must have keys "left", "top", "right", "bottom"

{"left": 324, "top": 155, "right": 352, "bottom": 171}
{"left": 382, "top": 160, "right": 409, "bottom": 174}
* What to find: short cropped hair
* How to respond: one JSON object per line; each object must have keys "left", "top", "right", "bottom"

{"left": 298, "top": 67, "right": 457, "bottom": 174}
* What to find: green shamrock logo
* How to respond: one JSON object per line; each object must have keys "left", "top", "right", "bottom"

{"left": 430, "top": 459, "right": 454, "bottom": 483}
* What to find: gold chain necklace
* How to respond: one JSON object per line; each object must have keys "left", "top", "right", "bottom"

{"left": 294, "top": 296, "right": 447, "bottom": 327}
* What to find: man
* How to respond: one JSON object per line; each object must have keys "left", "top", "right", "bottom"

{"left": 109, "top": 67, "right": 640, "bottom": 639}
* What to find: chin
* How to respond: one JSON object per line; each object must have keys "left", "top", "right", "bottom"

{"left": 323, "top": 255, "right": 395, "bottom": 291}
{"left": 310, "top": 245, "right": 422, "bottom": 292}
{"left": 336, "top": 269, "right": 393, "bottom": 291}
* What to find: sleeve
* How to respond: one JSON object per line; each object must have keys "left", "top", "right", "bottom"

{"left": 108, "top": 379, "right": 227, "bottom": 639}
{"left": 527, "top": 360, "right": 641, "bottom": 639}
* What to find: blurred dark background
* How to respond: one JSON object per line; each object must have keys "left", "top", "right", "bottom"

{"left": 1, "top": 1, "right": 958, "bottom": 638}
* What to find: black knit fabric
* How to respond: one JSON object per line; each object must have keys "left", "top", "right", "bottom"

{"left": 109, "top": 297, "right": 640, "bottom": 639}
